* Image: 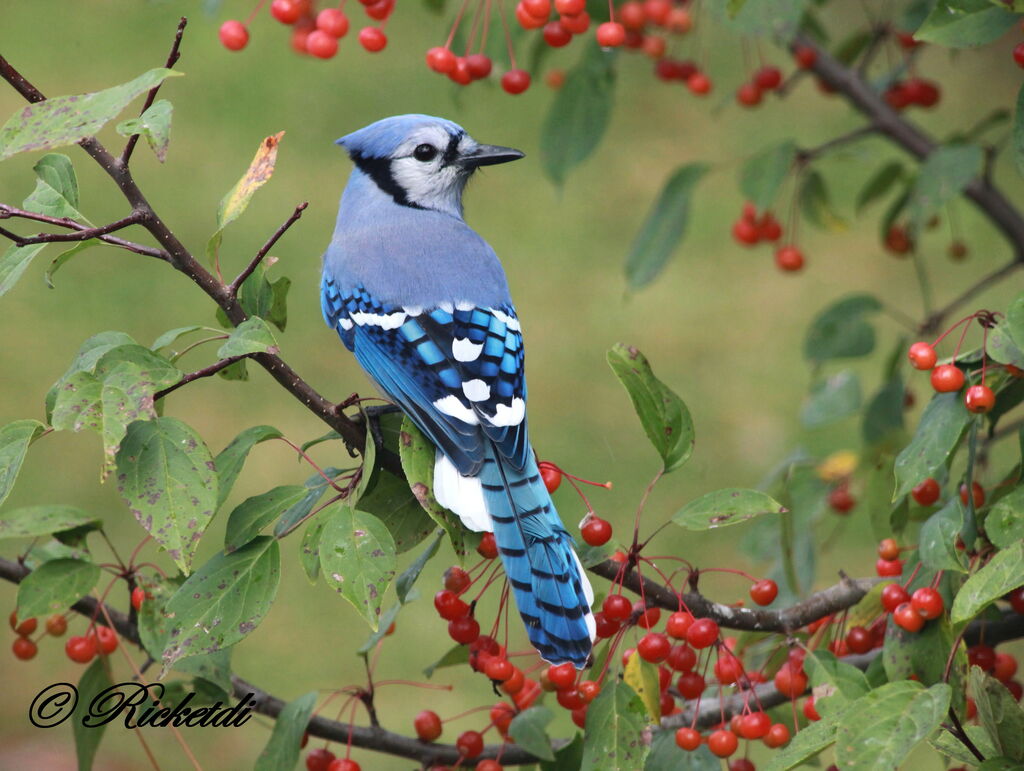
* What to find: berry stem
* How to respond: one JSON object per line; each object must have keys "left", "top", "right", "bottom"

{"left": 244, "top": 0, "right": 268, "bottom": 26}
{"left": 495, "top": 0, "right": 517, "bottom": 70}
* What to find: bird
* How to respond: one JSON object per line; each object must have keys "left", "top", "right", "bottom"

{"left": 320, "top": 114, "right": 595, "bottom": 668}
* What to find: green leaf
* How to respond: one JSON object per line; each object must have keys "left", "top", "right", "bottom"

{"left": 150, "top": 325, "right": 205, "bottom": 352}
{"left": 763, "top": 713, "right": 839, "bottom": 771}
{"left": 273, "top": 467, "right": 345, "bottom": 538}
{"left": 540, "top": 41, "right": 616, "bottom": 185}
{"left": 0, "top": 243, "right": 48, "bottom": 297}
{"left": 799, "top": 170, "right": 847, "bottom": 232}
{"left": 883, "top": 614, "right": 961, "bottom": 687}
{"left": 738, "top": 140, "right": 797, "bottom": 212}
{"left": 951, "top": 541, "right": 1024, "bottom": 625}
{"left": 224, "top": 485, "right": 308, "bottom": 553}
{"left": 72, "top": 657, "right": 113, "bottom": 770}
{"left": 45, "top": 238, "right": 100, "bottom": 288}
{"left": 395, "top": 529, "right": 442, "bottom": 603}
{"left": 835, "top": 681, "right": 951, "bottom": 770}
{"left": 856, "top": 161, "right": 905, "bottom": 213}
{"left": 915, "top": 0, "right": 1017, "bottom": 47}
{"left": 970, "top": 666, "right": 1024, "bottom": 760}
{"left": 299, "top": 517, "right": 325, "bottom": 583}
{"left": 988, "top": 320, "right": 1024, "bottom": 369}
{"left": 115, "top": 99, "right": 173, "bottom": 162}
{"left": 423, "top": 643, "right": 469, "bottom": 678}
{"left": 217, "top": 264, "right": 290, "bottom": 333}
{"left": 216, "top": 316, "right": 279, "bottom": 358}
{"left": 398, "top": 418, "right": 465, "bottom": 555}
{"left": 673, "top": 488, "right": 786, "bottom": 530}
{"left": 714, "top": 0, "right": 807, "bottom": 38}
{"left": 606, "top": 344, "right": 694, "bottom": 473}
{"left": 52, "top": 350, "right": 181, "bottom": 476}
{"left": 356, "top": 603, "right": 401, "bottom": 656}
{"left": 319, "top": 505, "right": 396, "bottom": 630}
{"left": 804, "top": 649, "right": 870, "bottom": 715}
{"left": 176, "top": 649, "right": 233, "bottom": 697}
{"left": 804, "top": 293, "right": 882, "bottom": 362}
{"left": 978, "top": 758, "right": 1024, "bottom": 770}
{"left": 115, "top": 417, "right": 218, "bottom": 573}
{"left": 910, "top": 144, "right": 983, "bottom": 233}
{"left": 22, "top": 153, "right": 89, "bottom": 222}
{"left": 162, "top": 536, "right": 280, "bottom": 670}
{"left": 357, "top": 466, "right": 435, "bottom": 554}
{"left": 543, "top": 733, "right": 585, "bottom": 771}
{"left": 214, "top": 425, "right": 282, "bottom": 508}
{"left": 919, "top": 500, "right": 968, "bottom": 572}
{"left": 254, "top": 691, "right": 317, "bottom": 771}
{"left": 0, "top": 504, "right": 98, "bottom": 540}
{"left": 0, "top": 418, "right": 46, "bottom": 507}
{"left": 645, "top": 730, "right": 718, "bottom": 770}
{"left": 509, "top": 706, "right": 556, "bottom": 761}
{"left": 581, "top": 680, "right": 649, "bottom": 771}
{"left": 46, "top": 331, "right": 136, "bottom": 419}
{"left": 0, "top": 68, "right": 182, "bottom": 160}
{"left": 801, "top": 370, "right": 861, "bottom": 428}
{"left": 863, "top": 378, "right": 906, "bottom": 448}
{"left": 929, "top": 722, "right": 999, "bottom": 765}
{"left": 624, "top": 163, "right": 709, "bottom": 290}
{"left": 16, "top": 558, "right": 99, "bottom": 619}
{"left": 893, "top": 392, "right": 970, "bottom": 500}
{"left": 206, "top": 132, "right": 284, "bottom": 264}
{"left": 987, "top": 486, "right": 1024, "bottom": 547}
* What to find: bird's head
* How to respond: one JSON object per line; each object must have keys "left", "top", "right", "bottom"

{"left": 336, "top": 114, "right": 524, "bottom": 216}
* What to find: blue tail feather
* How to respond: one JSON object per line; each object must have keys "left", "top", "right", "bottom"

{"left": 479, "top": 445, "right": 594, "bottom": 668}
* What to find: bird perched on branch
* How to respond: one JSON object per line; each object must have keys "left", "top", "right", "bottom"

{"left": 320, "top": 114, "right": 594, "bottom": 667}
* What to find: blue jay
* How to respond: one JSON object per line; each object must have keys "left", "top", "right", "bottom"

{"left": 320, "top": 114, "right": 595, "bottom": 668}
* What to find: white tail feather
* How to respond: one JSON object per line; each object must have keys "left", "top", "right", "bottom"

{"left": 433, "top": 451, "right": 491, "bottom": 532}
{"left": 571, "top": 549, "right": 597, "bottom": 642}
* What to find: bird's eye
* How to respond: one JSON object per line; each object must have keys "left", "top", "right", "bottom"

{"left": 413, "top": 144, "right": 438, "bottom": 162}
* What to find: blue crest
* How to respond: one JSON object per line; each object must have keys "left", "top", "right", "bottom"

{"left": 336, "top": 114, "right": 465, "bottom": 159}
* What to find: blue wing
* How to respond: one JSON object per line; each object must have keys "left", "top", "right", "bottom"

{"left": 321, "top": 276, "right": 529, "bottom": 475}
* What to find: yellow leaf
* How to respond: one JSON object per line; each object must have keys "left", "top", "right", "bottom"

{"left": 623, "top": 650, "right": 661, "bottom": 721}
{"left": 817, "top": 450, "right": 858, "bottom": 481}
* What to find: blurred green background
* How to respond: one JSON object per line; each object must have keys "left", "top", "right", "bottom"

{"left": 1, "top": 1, "right": 1022, "bottom": 768}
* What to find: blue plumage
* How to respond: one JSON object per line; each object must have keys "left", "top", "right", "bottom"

{"left": 322, "top": 115, "right": 594, "bottom": 667}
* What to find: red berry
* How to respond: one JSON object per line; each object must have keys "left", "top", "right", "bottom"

{"left": 666, "top": 611, "right": 695, "bottom": 639}
{"left": 828, "top": 484, "right": 855, "bottom": 514}
{"left": 271, "top": 0, "right": 303, "bottom": 24}
{"left": 523, "top": 0, "right": 551, "bottom": 16}
{"left": 708, "top": 729, "right": 738, "bottom": 758}
{"left": 876, "top": 557, "right": 903, "bottom": 577}
{"left": 10, "top": 612, "right": 37, "bottom": 636}
{"left": 358, "top": 27, "right": 387, "bottom": 52}
{"left": 477, "top": 532, "right": 498, "bottom": 559}
{"left": 666, "top": 643, "right": 697, "bottom": 672}
{"left": 634, "top": 602, "right": 660, "bottom": 629}
{"left": 326, "top": 760, "right": 360, "bottom": 771}
{"left": 490, "top": 702, "right": 515, "bottom": 732}
{"left": 307, "top": 30, "right": 340, "bottom": 58}
{"left": 560, "top": 12, "right": 591, "bottom": 35}
{"left": 908, "top": 342, "right": 937, "bottom": 370}
{"left": 581, "top": 516, "right": 612, "bottom": 546}
{"left": 603, "top": 594, "right": 632, "bottom": 621}
{"left": 775, "top": 246, "right": 804, "bottom": 272}
{"left": 675, "top": 726, "right": 701, "bottom": 751}
{"left": 793, "top": 45, "right": 816, "bottom": 68}
{"left": 686, "top": 618, "right": 719, "bottom": 649}
{"left": 878, "top": 538, "right": 900, "bottom": 561}
{"left": 578, "top": 680, "right": 600, "bottom": 702}
{"left": 538, "top": 461, "right": 562, "bottom": 492}
{"left": 641, "top": 34, "right": 666, "bottom": 59}
{"left": 594, "top": 611, "right": 620, "bottom": 638}
{"left": 930, "top": 364, "right": 965, "bottom": 393}
{"left": 456, "top": 730, "right": 484, "bottom": 759}
{"left": 596, "top": 22, "right": 626, "bottom": 47}
{"left": 547, "top": 662, "right": 577, "bottom": 690}
{"left": 637, "top": 632, "right": 671, "bottom": 663}
{"left": 732, "top": 218, "right": 760, "bottom": 246}
{"left": 365, "top": 0, "right": 394, "bottom": 21}
{"left": 619, "top": 1, "right": 645, "bottom": 29}
{"left": 1010, "top": 587, "right": 1024, "bottom": 615}
{"left": 12, "top": 636, "right": 37, "bottom": 660}
{"left": 736, "top": 82, "right": 762, "bottom": 107}
{"left": 512, "top": 677, "right": 540, "bottom": 709}
{"left": 965, "top": 385, "right": 995, "bottom": 414}
{"left": 1014, "top": 42, "right": 1024, "bottom": 68}
{"left": 501, "top": 69, "right": 531, "bottom": 95}
{"left": 448, "top": 58, "right": 473, "bottom": 86}
{"left": 845, "top": 625, "right": 873, "bottom": 654}
{"left": 448, "top": 616, "right": 480, "bottom": 644}
{"left": 93, "top": 625, "right": 118, "bottom": 655}
{"left": 131, "top": 586, "right": 146, "bottom": 612}
{"left": 466, "top": 54, "right": 493, "bottom": 79}
{"left": 555, "top": 0, "right": 585, "bottom": 14}
{"left": 556, "top": 687, "right": 586, "bottom": 710}
{"left": 434, "top": 590, "right": 470, "bottom": 620}
{"left": 219, "top": 20, "right": 249, "bottom": 51}
{"left": 758, "top": 213, "right": 782, "bottom": 241}
{"left": 894, "top": 602, "right": 925, "bottom": 632}
{"left": 911, "top": 478, "right": 941, "bottom": 506}
{"left": 676, "top": 671, "right": 705, "bottom": 699}
{"left": 1005, "top": 680, "right": 1023, "bottom": 700}
{"left": 968, "top": 644, "right": 996, "bottom": 672}
{"left": 750, "top": 579, "right": 778, "bottom": 606}
{"left": 485, "top": 657, "right": 515, "bottom": 682}
{"left": 643, "top": 0, "right": 670, "bottom": 24}
{"left": 666, "top": 6, "right": 691, "bottom": 32}
{"left": 739, "top": 711, "right": 771, "bottom": 740}
{"left": 686, "top": 72, "right": 711, "bottom": 95}
{"left": 444, "top": 566, "right": 471, "bottom": 593}
{"left": 414, "top": 709, "right": 443, "bottom": 741}
{"left": 516, "top": 2, "right": 548, "bottom": 28}
{"left": 960, "top": 481, "right": 985, "bottom": 508}
{"left": 803, "top": 695, "right": 821, "bottom": 721}
{"left": 543, "top": 21, "right": 572, "bottom": 47}
{"left": 475, "top": 760, "right": 503, "bottom": 771}
{"left": 994, "top": 652, "right": 1018, "bottom": 682}
{"left": 45, "top": 614, "right": 67, "bottom": 637}
{"left": 65, "top": 635, "right": 97, "bottom": 664}
{"left": 881, "top": 582, "right": 910, "bottom": 613}
{"left": 317, "top": 8, "right": 350, "bottom": 37}
{"left": 754, "top": 65, "right": 782, "bottom": 90}
{"left": 773, "top": 662, "right": 808, "bottom": 698}
{"left": 714, "top": 651, "right": 744, "bottom": 684}
{"left": 306, "top": 748, "right": 335, "bottom": 771}
{"left": 291, "top": 22, "right": 315, "bottom": 54}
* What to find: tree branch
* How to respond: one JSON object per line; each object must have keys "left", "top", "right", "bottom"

{"left": 154, "top": 355, "right": 250, "bottom": 401}
{"left": 0, "top": 204, "right": 166, "bottom": 259}
{"left": 2, "top": 211, "right": 146, "bottom": 246}
{"left": 588, "top": 560, "right": 878, "bottom": 633}
{"left": 228, "top": 202, "right": 308, "bottom": 296}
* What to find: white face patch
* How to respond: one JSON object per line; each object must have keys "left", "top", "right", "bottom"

{"left": 485, "top": 397, "right": 526, "bottom": 427}
{"left": 452, "top": 337, "right": 483, "bottom": 362}
{"left": 462, "top": 379, "right": 490, "bottom": 402}
{"left": 351, "top": 310, "right": 407, "bottom": 330}
{"left": 389, "top": 128, "right": 477, "bottom": 216}
{"left": 433, "top": 394, "right": 479, "bottom": 424}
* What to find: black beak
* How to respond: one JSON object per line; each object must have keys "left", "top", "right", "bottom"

{"left": 461, "top": 143, "right": 525, "bottom": 168}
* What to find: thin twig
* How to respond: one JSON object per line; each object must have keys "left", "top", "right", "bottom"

{"left": 797, "top": 124, "right": 877, "bottom": 163}
{"left": 228, "top": 202, "right": 308, "bottom": 297}
{"left": 921, "top": 259, "right": 1024, "bottom": 334}
{"left": 0, "top": 204, "right": 166, "bottom": 258}
{"left": 121, "top": 17, "right": 187, "bottom": 165}
{"left": 5, "top": 211, "right": 145, "bottom": 246}
{"left": 154, "top": 355, "right": 249, "bottom": 401}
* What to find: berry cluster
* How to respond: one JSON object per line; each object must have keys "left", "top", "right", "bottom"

{"left": 219, "top": 0, "right": 391, "bottom": 58}
{"left": 8, "top": 608, "right": 118, "bottom": 664}
{"left": 730, "top": 202, "right": 804, "bottom": 273}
